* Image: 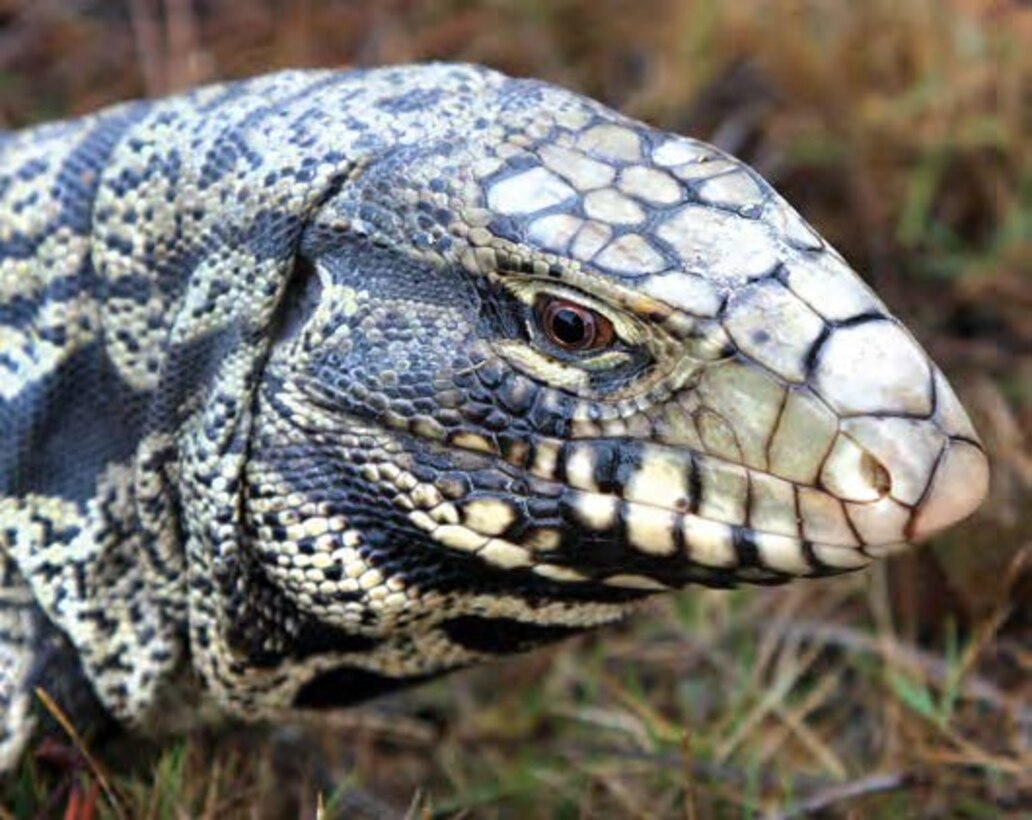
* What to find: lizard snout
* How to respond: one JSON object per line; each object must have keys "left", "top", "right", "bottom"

{"left": 811, "top": 316, "right": 989, "bottom": 547}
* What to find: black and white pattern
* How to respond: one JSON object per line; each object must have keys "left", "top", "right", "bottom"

{"left": 0, "top": 64, "right": 988, "bottom": 769}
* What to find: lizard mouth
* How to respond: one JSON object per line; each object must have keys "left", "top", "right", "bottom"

{"left": 264, "top": 376, "right": 987, "bottom": 592}
{"left": 404, "top": 436, "right": 894, "bottom": 589}
{"left": 405, "top": 428, "right": 987, "bottom": 590}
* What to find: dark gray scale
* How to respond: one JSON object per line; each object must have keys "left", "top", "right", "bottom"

{"left": 0, "top": 343, "right": 147, "bottom": 501}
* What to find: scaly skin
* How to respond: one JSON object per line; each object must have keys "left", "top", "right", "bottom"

{"left": 0, "top": 64, "right": 988, "bottom": 769}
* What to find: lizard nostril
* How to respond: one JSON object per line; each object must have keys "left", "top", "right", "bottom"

{"left": 820, "top": 433, "right": 895, "bottom": 503}
{"left": 863, "top": 453, "right": 892, "bottom": 498}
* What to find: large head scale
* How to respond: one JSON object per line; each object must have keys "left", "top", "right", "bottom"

{"left": 233, "top": 64, "right": 988, "bottom": 707}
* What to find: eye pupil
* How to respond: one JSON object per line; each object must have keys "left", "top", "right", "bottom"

{"left": 551, "top": 307, "right": 590, "bottom": 346}
{"left": 538, "top": 297, "right": 614, "bottom": 352}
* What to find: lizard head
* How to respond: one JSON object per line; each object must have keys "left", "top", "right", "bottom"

{"left": 243, "top": 66, "right": 988, "bottom": 702}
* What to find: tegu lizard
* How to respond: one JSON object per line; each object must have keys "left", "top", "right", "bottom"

{"left": 0, "top": 63, "right": 989, "bottom": 769}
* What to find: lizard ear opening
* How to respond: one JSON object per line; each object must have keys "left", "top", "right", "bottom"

{"left": 269, "top": 256, "right": 325, "bottom": 349}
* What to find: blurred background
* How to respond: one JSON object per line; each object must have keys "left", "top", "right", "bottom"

{"left": 0, "top": 0, "right": 1030, "bottom": 817}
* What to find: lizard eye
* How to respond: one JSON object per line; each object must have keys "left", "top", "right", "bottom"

{"left": 536, "top": 297, "right": 615, "bottom": 352}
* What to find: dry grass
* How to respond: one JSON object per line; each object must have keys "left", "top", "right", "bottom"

{"left": 1, "top": 1, "right": 1030, "bottom": 817}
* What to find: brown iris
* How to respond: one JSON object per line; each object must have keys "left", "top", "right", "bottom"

{"left": 537, "top": 297, "right": 615, "bottom": 352}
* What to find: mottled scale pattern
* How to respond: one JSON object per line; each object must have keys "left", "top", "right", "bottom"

{"left": 0, "top": 64, "right": 988, "bottom": 769}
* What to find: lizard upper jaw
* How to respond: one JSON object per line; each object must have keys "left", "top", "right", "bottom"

{"left": 906, "top": 434, "right": 989, "bottom": 542}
